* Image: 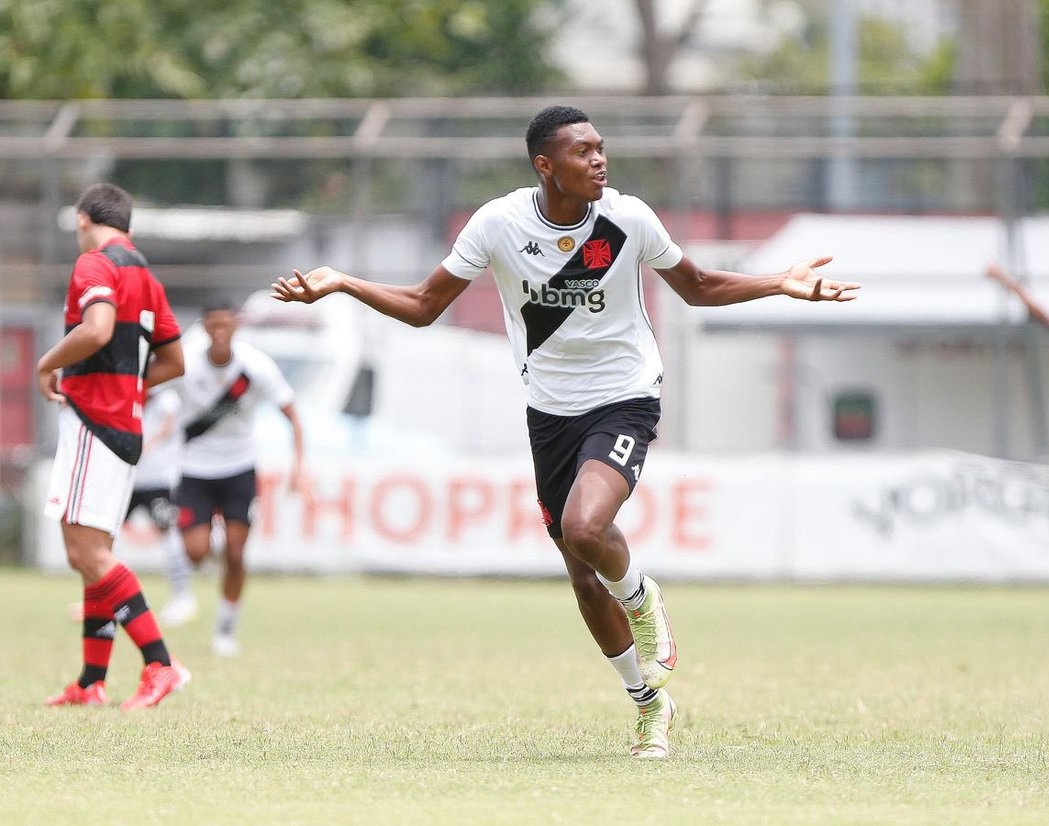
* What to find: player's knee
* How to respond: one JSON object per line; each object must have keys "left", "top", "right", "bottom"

{"left": 64, "top": 542, "right": 111, "bottom": 581}
{"left": 560, "top": 515, "right": 607, "bottom": 561}
{"left": 64, "top": 544, "right": 91, "bottom": 575}
{"left": 184, "top": 540, "right": 209, "bottom": 564}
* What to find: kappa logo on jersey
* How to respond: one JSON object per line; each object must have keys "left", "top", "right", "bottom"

{"left": 521, "top": 278, "right": 605, "bottom": 313}
{"left": 520, "top": 241, "right": 544, "bottom": 256}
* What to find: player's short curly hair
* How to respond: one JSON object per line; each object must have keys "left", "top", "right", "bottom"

{"left": 525, "top": 105, "right": 590, "bottom": 161}
{"left": 75, "top": 183, "right": 133, "bottom": 232}
{"left": 202, "top": 297, "right": 239, "bottom": 316}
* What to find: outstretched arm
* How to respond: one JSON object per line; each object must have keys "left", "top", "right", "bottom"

{"left": 271, "top": 264, "right": 470, "bottom": 328}
{"left": 655, "top": 254, "right": 860, "bottom": 307}
{"left": 987, "top": 263, "right": 1049, "bottom": 328}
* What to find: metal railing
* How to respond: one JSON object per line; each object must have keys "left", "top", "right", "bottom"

{"left": 1, "top": 95, "right": 1046, "bottom": 159}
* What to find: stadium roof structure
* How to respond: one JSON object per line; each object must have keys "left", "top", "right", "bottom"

{"left": 2, "top": 95, "right": 1049, "bottom": 161}
{"left": 694, "top": 213, "right": 1049, "bottom": 335}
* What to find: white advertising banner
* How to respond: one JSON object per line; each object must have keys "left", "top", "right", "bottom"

{"left": 29, "top": 450, "right": 1049, "bottom": 582}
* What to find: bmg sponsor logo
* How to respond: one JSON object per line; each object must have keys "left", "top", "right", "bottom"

{"left": 522, "top": 279, "right": 605, "bottom": 313}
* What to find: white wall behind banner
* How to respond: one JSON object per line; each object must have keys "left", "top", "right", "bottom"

{"left": 29, "top": 451, "right": 1049, "bottom": 582}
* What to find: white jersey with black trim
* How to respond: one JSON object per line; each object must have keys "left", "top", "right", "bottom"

{"left": 441, "top": 186, "right": 683, "bottom": 415}
{"left": 174, "top": 338, "right": 294, "bottom": 479}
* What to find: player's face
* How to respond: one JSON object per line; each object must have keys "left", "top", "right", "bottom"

{"left": 545, "top": 122, "right": 607, "bottom": 202}
{"left": 202, "top": 309, "right": 238, "bottom": 350}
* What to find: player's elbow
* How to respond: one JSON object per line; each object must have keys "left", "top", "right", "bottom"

{"left": 407, "top": 298, "right": 444, "bottom": 328}
{"left": 153, "top": 343, "right": 185, "bottom": 379}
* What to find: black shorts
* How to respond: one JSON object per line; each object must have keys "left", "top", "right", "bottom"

{"left": 174, "top": 468, "right": 257, "bottom": 530}
{"left": 125, "top": 486, "right": 176, "bottom": 530}
{"left": 526, "top": 396, "right": 660, "bottom": 539}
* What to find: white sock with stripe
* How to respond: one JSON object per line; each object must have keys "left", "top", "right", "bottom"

{"left": 607, "top": 644, "right": 658, "bottom": 707}
{"left": 597, "top": 564, "right": 646, "bottom": 611}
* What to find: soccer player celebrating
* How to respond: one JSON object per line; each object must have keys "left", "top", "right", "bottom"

{"left": 39, "top": 182, "right": 190, "bottom": 710}
{"left": 271, "top": 105, "right": 860, "bottom": 757}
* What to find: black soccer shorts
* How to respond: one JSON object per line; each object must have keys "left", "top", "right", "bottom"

{"left": 174, "top": 468, "right": 258, "bottom": 530}
{"left": 125, "top": 486, "right": 177, "bottom": 530}
{"left": 526, "top": 396, "right": 660, "bottom": 539}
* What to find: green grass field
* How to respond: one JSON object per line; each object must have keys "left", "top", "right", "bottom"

{"left": 2, "top": 570, "right": 1048, "bottom": 825}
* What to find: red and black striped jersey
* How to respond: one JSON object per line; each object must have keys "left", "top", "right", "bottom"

{"left": 60, "top": 237, "right": 181, "bottom": 464}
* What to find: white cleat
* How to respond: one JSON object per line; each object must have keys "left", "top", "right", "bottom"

{"left": 159, "top": 593, "right": 199, "bottom": 628}
{"left": 211, "top": 633, "right": 241, "bottom": 657}
{"left": 626, "top": 576, "right": 678, "bottom": 689}
{"left": 630, "top": 690, "right": 677, "bottom": 759}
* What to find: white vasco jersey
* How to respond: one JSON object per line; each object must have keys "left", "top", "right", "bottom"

{"left": 174, "top": 339, "right": 294, "bottom": 479}
{"left": 441, "top": 186, "right": 683, "bottom": 415}
{"left": 133, "top": 386, "right": 182, "bottom": 490}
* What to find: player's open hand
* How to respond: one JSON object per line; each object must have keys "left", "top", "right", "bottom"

{"left": 781, "top": 256, "right": 861, "bottom": 302}
{"left": 271, "top": 267, "right": 344, "bottom": 304}
{"left": 288, "top": 465, "right": 315, "bottom": 505}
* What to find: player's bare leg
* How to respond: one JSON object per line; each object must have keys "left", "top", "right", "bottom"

{"left": 555, "top": 539, "right": 633, "bottom": 656}
{"left": 181, "top": 523, "right": 212, "bottom": 566}
{"left": 62, "top": 521, "right": 117, "bottom": 584}
{"left": 212, "top": 520, "right": 249, "bottom": 656}
{"left": 558, "top": 459, "right": 678, "bottom": 756}
{"left": 559, "top": 460, "right": 632, "bottom": 581}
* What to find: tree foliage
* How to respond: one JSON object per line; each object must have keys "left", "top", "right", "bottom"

{"left": 736, "top": 13, "right": 954, "bottom": 95}
{"left": 0, "top": 0, "right": 565, "bottom": 99}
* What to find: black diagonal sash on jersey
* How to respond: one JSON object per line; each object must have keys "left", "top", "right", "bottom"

{"left": 521, "top": 215, "right": 628, "bottom": 356}
{"left": 183, "top": 372, "right": 252, "bottom": 441}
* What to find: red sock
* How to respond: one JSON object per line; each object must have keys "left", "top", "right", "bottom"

{"left": 99, "top": 563, "right": 171, "bottom": 666}
{"left": 78, "top": 581, "right": 116, "bottom": 688}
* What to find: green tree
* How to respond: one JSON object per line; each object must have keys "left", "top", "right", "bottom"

{"left": 736, "top": 13, "right": 954, "bottom": 95}
{"left": 0, "top": 0, "right": 564, "bottom": 99}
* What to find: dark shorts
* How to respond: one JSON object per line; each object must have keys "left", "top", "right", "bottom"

{"left": 174, "top": 468, "right": 257, "bottom": 530}
{"left": 125, "top": 486, "right": 176, "bottom": 530}
{"left": 526, "top": 396, "right": 661, "bottom": 539}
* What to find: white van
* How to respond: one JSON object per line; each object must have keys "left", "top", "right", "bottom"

{"left": 227, "top": 290, "right": 531, "bottom": 459}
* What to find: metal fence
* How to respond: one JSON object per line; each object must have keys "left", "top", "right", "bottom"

{"left": 3, "top": 95, "right": 1047, "bottom": 301}
{"left": 4, "top": 95, "right": 1049, "bottom": 559}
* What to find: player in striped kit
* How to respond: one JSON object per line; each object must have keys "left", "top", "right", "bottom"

{"left": 39, "top": 182, "right": 190, "bottom": 710}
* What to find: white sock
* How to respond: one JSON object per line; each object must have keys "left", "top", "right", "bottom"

{"left": 164, "top": 528, "right": 193, "bottom": 598}
{"left": 607, "top": 644, "right": 658, "bottom": 707}
{"left": 215, "top": 597, "right": 239, "bottom": 637}
{"left": 597, "top": 564, "right": 645, "bottom": 609}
